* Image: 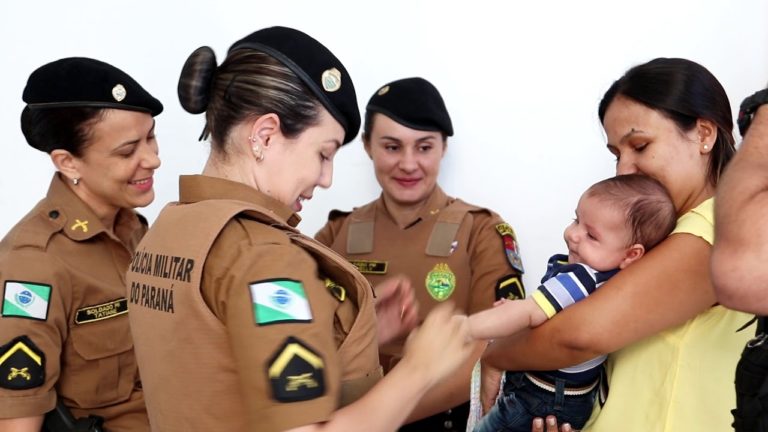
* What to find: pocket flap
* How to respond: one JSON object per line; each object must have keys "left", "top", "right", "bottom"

{"left": 71, "top": 314, "right": 133, "bottom": 360}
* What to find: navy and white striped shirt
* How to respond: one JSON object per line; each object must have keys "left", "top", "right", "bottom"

{"left": 531, "top": 254, "right": 618, "bottom": 381}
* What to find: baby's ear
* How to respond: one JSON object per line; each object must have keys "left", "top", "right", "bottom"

{"left": 619, "top": 244, "right": 646, "bottom": 269}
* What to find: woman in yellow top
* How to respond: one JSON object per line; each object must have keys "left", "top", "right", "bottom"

{"left": 484, "top": 57, "right": 753, "bottom": 432}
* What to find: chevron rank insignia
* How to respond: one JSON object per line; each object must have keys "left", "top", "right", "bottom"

{"left": 0, "top": 336, "right": 45, "bottom": 390}
{"left": 495, "top": 274, "right": 525, "bottom": 301}
{"left": 267, "top": 337, "right": 326, "bottom": 402}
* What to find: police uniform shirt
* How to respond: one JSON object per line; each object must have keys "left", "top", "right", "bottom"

{"left": 0, "top": 173, "right": 149, "bottom": 430}
{"left": 316, "top": 186, "right": 525, "bottom": 366}
{"left": 127, "top": 175, "right": 380, "bottom": 432}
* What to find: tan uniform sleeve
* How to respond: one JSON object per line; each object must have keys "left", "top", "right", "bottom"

{"left": 467, "top": 212, "right": 525, "bottom": 314}
{"left": 314, "top": 213, "right": 346, "bottom": 247}
{"left": 0, "top": 248, "right": 69, "bottom": 418}
{"left": 203, "top": 228, "right": 341, "bottom": 431}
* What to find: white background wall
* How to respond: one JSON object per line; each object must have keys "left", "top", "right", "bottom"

{"left": 1, "top": 1, "right": 767, "bottom": 289}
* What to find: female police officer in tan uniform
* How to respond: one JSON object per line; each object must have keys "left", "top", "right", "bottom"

{"left": 0, "top": 58, "right": 162, "bottom": 431}
{"left": 315, "top": 77, "right": 526, "bottom": 432}
{"left": 126, "top": 26, "right": 474, "bottom": 432}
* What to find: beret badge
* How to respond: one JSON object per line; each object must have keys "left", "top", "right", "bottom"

{"left": 377, "top": 85, "right": 390, "bottom": 96}
{"left": 112, "top": 84, "right": 127, "bottom": 102}
{"left": 321, "top": 68, "right": 342, "bottom": 93}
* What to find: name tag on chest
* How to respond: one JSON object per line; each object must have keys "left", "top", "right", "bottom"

{"left": 349, "top": 260, "right": 388, "bottom": 275}
{"left": 75, "top": 298, "right": 128, "bottom": 324}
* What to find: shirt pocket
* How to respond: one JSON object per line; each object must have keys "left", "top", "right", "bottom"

{"left": 61, "top": 315, "right": 136, "bottom": 408}
{"left": 333, "top": 298, "right": 358, "bottom": 347}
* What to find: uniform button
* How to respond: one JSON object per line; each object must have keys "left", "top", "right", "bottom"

{"left": 48, "top": 210, "right": 60, "bottom": 219}
{"left": 443, "top": 420, "right": 453, "bottom": 429}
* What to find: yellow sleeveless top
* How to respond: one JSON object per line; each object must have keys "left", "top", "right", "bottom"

{"left": 584, "top": 198, "right": 753, "bottom": 431}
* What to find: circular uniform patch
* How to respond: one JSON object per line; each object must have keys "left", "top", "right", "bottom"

{"left": 425, "top": 263, "right": 456, "bottom": 301}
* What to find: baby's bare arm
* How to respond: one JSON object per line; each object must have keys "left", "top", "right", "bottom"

{"left": 468, "top": 297, "right": 548, "bottom": 340}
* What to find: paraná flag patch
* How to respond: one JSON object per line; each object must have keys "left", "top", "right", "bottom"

{"left": 2, "top": 281, "right": 51, "bottom": 321}
{"left": 250, "top": 279, "right": 312, "bottom": 326}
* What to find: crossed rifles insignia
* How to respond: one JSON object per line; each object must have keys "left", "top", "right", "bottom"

{"left": 8, "top": 367, "right": 31, "bottom": 381}
{"left": 71, "top": 219, "right": 89, "bottom": 233}
{"left": 285, "top": 372, "right": 319, "bottom": 391}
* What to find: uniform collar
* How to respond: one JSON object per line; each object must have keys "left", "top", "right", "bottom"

{"left": 376, "top": 186, "right": 451, "bottom": 229}
{"left": 44, "top": 173, "right": 142, "bottom": 243}
{"left": 178, "top": 175, "right": 301, "bottom": 227}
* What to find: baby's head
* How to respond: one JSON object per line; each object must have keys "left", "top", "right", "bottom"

{"left": 564, "top": 174, "right": 676, "bottom": 271}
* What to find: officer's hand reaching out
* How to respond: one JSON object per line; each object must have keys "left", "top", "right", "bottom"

{"left": 373, "top": 274, "right": 419, "bottom": 345}
{"left": 400, "top": 302, "right": 474, "bottom": 388}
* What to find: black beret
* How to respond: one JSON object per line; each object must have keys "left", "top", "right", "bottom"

{"left": 229, "top": 26, "right": 360, "bottom": 144}
{"left": 366, "top": 77, "right": 453, "bottom": 136}
{"left": 23, "top": 57, "right": 163, "bottom": 116}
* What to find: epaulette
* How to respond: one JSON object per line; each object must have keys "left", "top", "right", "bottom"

{"left": 451, "top": 198, "right": 490, "bottom": 216}
{"left": 11, "top": 205, "right": 65, "bottom": 251}
{"left": 468, "top": 207, "right": 492, "bottom": 216}
{"left": 426, "top": 200, "right": 478, "bottom": 257}
{"left": 327, "top": 209, "right": 352, "bottom": 221}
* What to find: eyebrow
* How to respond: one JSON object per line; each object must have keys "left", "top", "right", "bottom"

{"left": 620, "top": 128, "right": 645, "bottom": 143}
{"left": 607, "top": 128, "right": 646, "bottom": 151}
{"left": 114, "top": 120, "right": 156, "bottom": 150}
{"left": 379, "top": 135, "right": 402, "bottom": 143}
{"left": 378, "top": 134, "right": 439, "bottom": 144}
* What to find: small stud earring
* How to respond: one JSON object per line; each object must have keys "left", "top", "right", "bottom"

{"left": 249, "top": 136, "right": 265, "bottom": 161}
{"left": 73, "top": 178, "right": 80, "bottom": 186}
{"left": 252, "top": 145, "right": 264, "bottom": 162}
{"left": 703, "top": 144, "right": 709, "bottom": 150}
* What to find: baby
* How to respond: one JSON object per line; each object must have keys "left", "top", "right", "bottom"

{"left": 469, "top": 174, "right": 677, "bottom": 431}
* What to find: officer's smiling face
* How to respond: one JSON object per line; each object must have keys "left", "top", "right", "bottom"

{"left": 257, "top": 108, "right": 343, "bottom": 212}
{"left": 365, "top": 114, "right": 445, "bottom": 209}
{"left": 60, "top": 109, "right": 160, "bottom": 220}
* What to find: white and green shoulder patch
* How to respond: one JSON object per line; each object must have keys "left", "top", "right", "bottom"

{"left": 249, "top": 279, "right": 312, "bottom": 326}
{"left": 2, "top": 281, "right": 51, "bottom": 321}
